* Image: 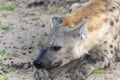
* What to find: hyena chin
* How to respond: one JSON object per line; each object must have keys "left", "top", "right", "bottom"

{"left": 33, "top": 17, "right": 89, "bottom": 70}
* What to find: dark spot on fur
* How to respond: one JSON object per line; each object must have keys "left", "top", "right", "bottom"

{"left": 109, "top": 9, "right": 113, "bottom": 12}
{"left": 111, "top": 50, "right": 113, "bottom": 54}
{"left": 108, "top": 63, "right": 110, "bottom": 67}
{"left": 110, "top": 21, "right": 114, "bottom": 26}
{"left": 110, "top": 45, "right": 113, "bottom": 48}
{"left": 101, "top": 56, "right": 104, "bottom": 61}
{"left": 104, "top": 50, "right": 107, "bottom": 52}
{"left": 103, "top": 41, "right": 107, "bottom": 44}
{"left": 112, "top": 6, "right": 116, "bottom": 9}
{"left": 114, "top": 35, "right": 118, "bottom": 40}
{"left": 115, "top": 18, "right": 119, "bottom": 22}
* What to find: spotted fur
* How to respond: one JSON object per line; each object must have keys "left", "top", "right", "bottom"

{"left": 61, "top": 0, "right": 120, "bottom": 58}
{"left": 68, "top": 22, "right": 120, "bottom": 80}
{"left": 33, "top": 0, "right": 120, "bottom": 80}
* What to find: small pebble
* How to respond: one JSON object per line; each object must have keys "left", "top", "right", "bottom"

{"left": 28, "top": 51, "right": 32, "bottom": 54}
{"left": 9, "top": 58, "right": 12, "bottom": 60}
{"left": 22, "top": 53, "right": 26, "bottom": 55}
{"left": 42, "top": 24, "right": 45, "bottom": 28}
{"left": 4, "top": 58, "right": 7, "bottom": 60}
{"left": 29, "top": 47, "right": 33, "bottom": 49}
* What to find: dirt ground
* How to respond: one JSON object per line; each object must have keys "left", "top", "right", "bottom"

{"left": 0, "top": 0, "right": 120, "bottom": 80}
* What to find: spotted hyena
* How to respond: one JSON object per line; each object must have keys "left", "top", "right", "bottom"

{"left": 33, "top": 0, "right": 120, "bottom": 80}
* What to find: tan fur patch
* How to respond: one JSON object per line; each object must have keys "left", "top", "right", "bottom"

{"left": 61, "top": 0, "right": 120, "bottom": 58}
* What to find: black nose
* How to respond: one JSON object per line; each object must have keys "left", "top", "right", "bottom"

{"left": 33, "top": 59, "right": 44, "bottom": 69}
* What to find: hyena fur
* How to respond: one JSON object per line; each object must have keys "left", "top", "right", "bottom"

{"left": 33, "top": 0, "right": 120, "bottom": 80}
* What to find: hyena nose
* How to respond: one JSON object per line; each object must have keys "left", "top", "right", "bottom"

{"left": 33, "top": 59, "right": 44, "bottom": 69}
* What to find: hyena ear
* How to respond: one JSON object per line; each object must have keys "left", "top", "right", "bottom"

{"left": 70, "top": 17, "right": 89, "bottom": 40}
{"left": 51, "top": 17, "right": 63, "bottom": 28}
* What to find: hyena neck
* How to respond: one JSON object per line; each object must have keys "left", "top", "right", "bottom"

{"left": 74, "top": 18, "right": 120, "bottom": 59}
{"left": 73, "top": 23, "right": 111, "bottom": 58}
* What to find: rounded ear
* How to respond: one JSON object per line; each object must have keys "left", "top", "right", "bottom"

{"left": 50, "top": 17, "right": 63, "bottom": 28}
{"left": 69, "top": 17, "right": 89, "bottom": 40}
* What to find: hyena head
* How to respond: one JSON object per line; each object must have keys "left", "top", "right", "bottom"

{"left": 33, "top": 17, "right": 88, "bottom": 70}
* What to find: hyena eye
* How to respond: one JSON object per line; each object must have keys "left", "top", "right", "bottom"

{"left": 50, "top": 46, "right": 62, "bottom": 51}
